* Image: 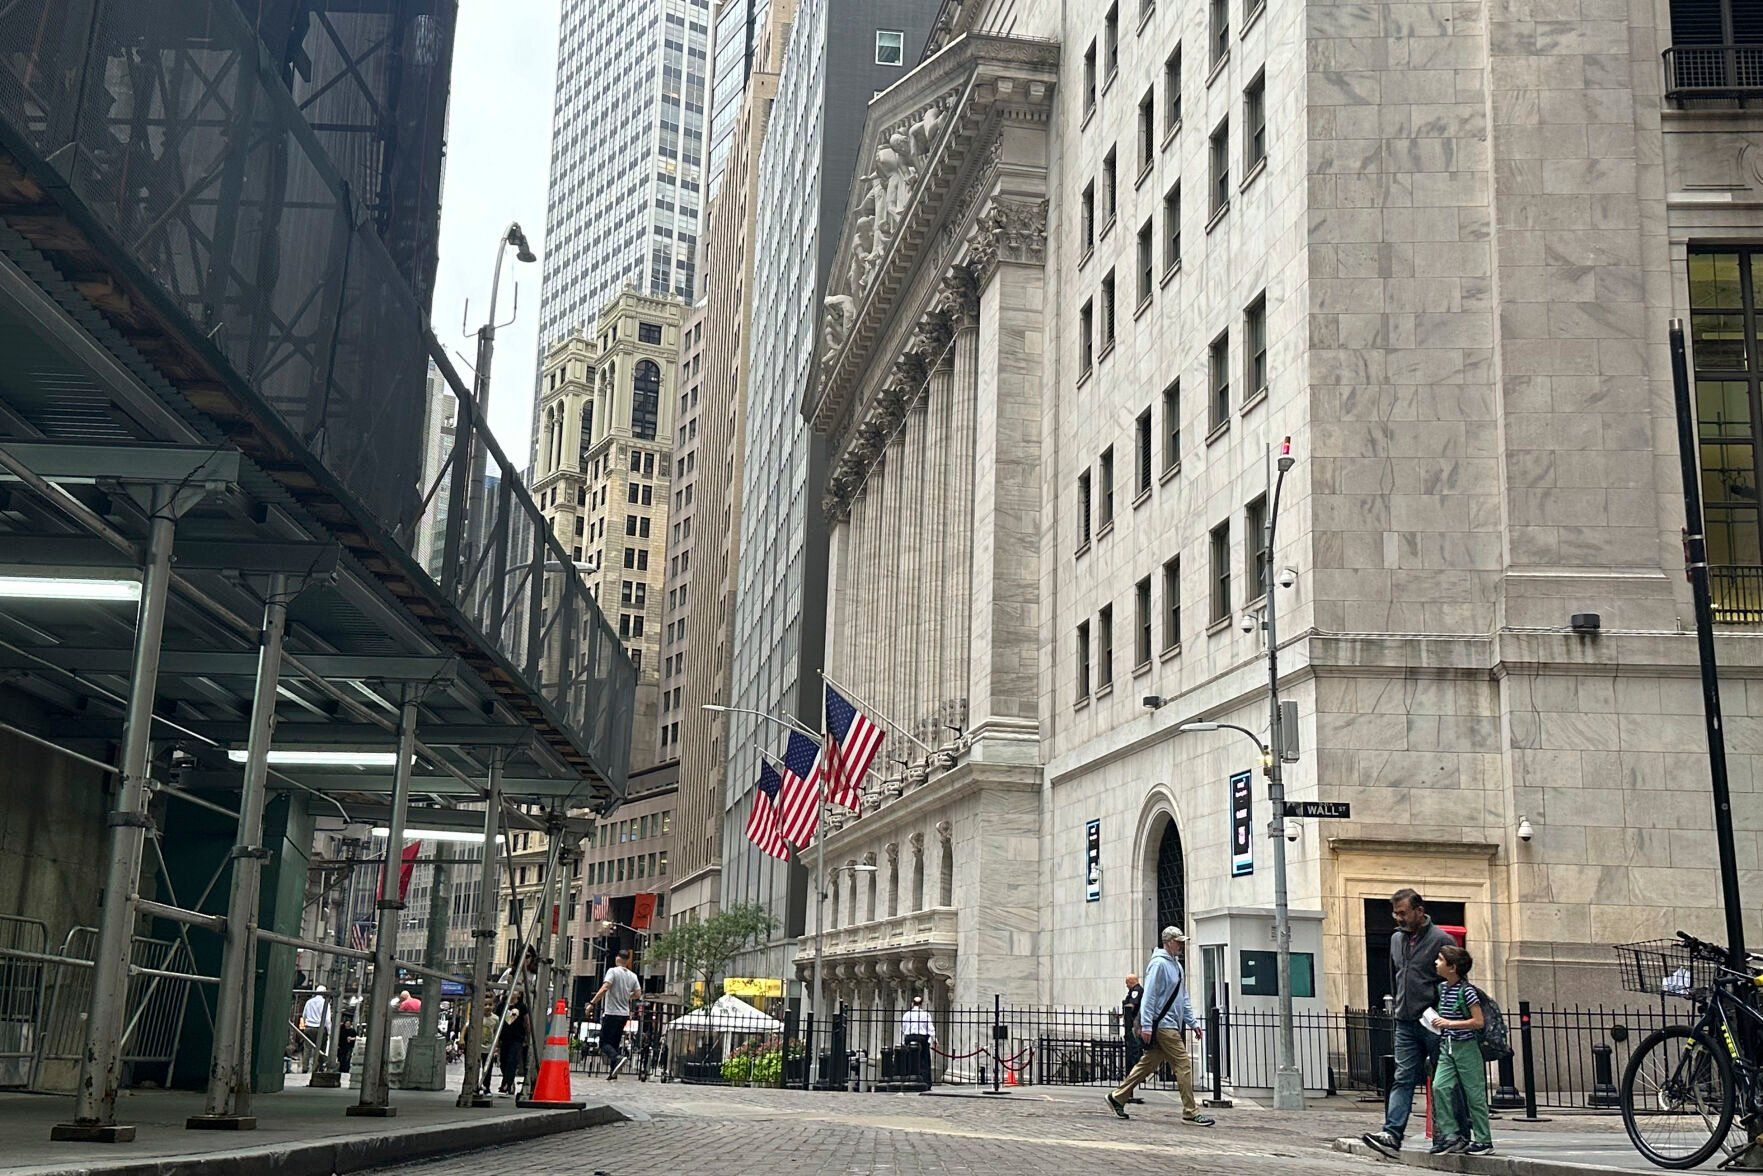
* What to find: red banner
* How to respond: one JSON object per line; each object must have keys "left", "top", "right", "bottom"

{"left": 631, "top": 892, "right": 657, "bottom": 930}
{"left": 397, "top": 840, "right": 421, "bottom": 902}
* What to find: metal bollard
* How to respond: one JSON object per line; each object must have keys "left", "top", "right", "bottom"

{"left": 1589, "top": 1043, "right": 1620, "bottom": 1108}
{"left": 1514, "top": 1001, "right": 1550, "bottom": 1122}
{"left": 1491, "top": 1051, "right": 1525, "bottom": 1109}
{"left": 1204, "top": 1005, "right": 1233, "bottom": 1108}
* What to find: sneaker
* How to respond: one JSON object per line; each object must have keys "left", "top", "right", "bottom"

{"left": 1183, "top": 1112, "right": 1217, "bottom": 1127}
{"left": 1106, "top": 1092, "right": 1131, "bottom": 1120}
{"left": 611, "top": 1055, "right": 630, "bottom": 1079}
{"left": 1362, "top": 1131, "right": 1402, "bottom": 1159}
{"left": 1430, "top": 1138, "right": 1464, "bottom": 1155}
{"left": 1465, "top": 1142, "right": 1495, "bottom": 1156}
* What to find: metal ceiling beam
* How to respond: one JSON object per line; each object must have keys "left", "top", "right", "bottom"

{"left": 179, "top": 769, "right": 587, "bottom": 798}
{"left": 1, "top": 536, "right": 342, "bottom": 577}
{"left": 324, "top": 803, "right": 593, "bottom": 839}
{"left": 0, "top": 646, "right": 457, "bottom": 683}
{"left": 42, "top": 719, "right": 534, "bottom": 747}
{"left": 0, "top": 441, "right": 240, "bottom": 488}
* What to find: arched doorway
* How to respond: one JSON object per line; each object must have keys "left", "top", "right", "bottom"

{"left": 1155, "top": 819, "right": 1186, "bottom": 936}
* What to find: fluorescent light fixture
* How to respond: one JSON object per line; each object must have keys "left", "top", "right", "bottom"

{"left": 371, "top": 827, "right": 505, "bottom": 845}
{"left": 225, "top": 749, "right": 401, "bottom": 767}
{"left": 0, "top": 575, "right": 141, "bottom": 602}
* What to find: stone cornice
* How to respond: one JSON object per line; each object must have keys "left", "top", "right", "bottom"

{"left": 807, "top": 32, "right": 1058, "bottom": 453}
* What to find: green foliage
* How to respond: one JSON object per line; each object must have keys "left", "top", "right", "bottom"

{"left": 645, "top": 903, "right": 778, "bottom": 1007}
{"left": 717, "top": 1035, "right": 803, "bottom": 1086}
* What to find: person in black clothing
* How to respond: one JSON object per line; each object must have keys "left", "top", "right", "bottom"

{"left": 494, "top": 987, "right": 532, "bottom": 1095}
{"left": 1120, "top": 972, "right": 1145, "bottom": 1098}
{"left": 337, "top": 1013, "right": 358, "bottom": 1075}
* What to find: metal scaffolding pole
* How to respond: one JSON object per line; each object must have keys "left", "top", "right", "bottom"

{"left": 189, "top": 571, "right": 290, "bottom": 1129}
{"left": 349, "top": 694, "right": 420, "bottom": 1117}
{"left": 521, "top": 822, "right": 564, "bottom": 1095}
{"left": 310, "top": 837, "right": 361, "bottom": 1088}
{"left": 458, "top": 751, "right": 502, "bottom": 1107}
{"left": 400, "top": 843, "right": 454, "bottom": 1089}
{"left": 53, "top": 484, "right": 177, "bottom": 1143}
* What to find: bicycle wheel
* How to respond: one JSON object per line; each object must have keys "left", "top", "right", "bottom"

{"left": 1620, "top": 1025, "right": 1735, "bottom": 1168}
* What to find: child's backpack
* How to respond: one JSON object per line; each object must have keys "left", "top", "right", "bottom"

{"left": 1474, "top": 986, "right": 1513, "bottom": 1061}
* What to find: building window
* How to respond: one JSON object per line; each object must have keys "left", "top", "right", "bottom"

{"left": 875, "top": 29, "right": 905, "bottom": 66}
{"left": 1242, "top": 74, "right": 1267, "bottom": 174}
{"left": 1163, "top": 181, "right": 1181, "bottom": 272}
{"left": 638, "top": 321, "right": 663, "bottom": 345}
{"left": 1080, "top": 299, "right": 1095, "bottom": 376}
{"left": 1209, "top": 330, "right": 1230, "bottom": 431}
{"left": 1077, "top": 469, "right": 1093, "bottom": 549}
{"left": 1162, "top": 380, "right": 1180, "bottom": 471}
{"left": 1138, "top": 87, "right": 1156, "bottom": 175}
{"left": 1100, "top": 270, "right": 1117, "bottom": 352}
{"left": 1082, "top": 182, "right": 1096, "bottom": 255}
{"left": 1076, "top": 620, "right": 1092, "bottom": 700}
{"left": 631, "top": 359, "right": 661, "bottom": 440}
{"left": 1097, "top": 605, "right": 1114, "bottom": 689}
{"left": 1210, "top": 521, "right": 1231, "bottom": 623}
{"left": 1209, "top": 116, "right": 1230, "bottom": 218}
{"left": 1162, "top": 555, "right": 1181, "bottom": 650}
{"left": 1164, "top": 45, "right": 1182, "bottom": 134}
{"left": 1668, "top": 1, "right": 1763, "bottom": 95}
{"left": 1137, "top": 220, "right": 1155, "bottom": 304}
{"left": 1135, "top": 576, "right": 1153, "bottom": 668}
{"left": 1245, "top": 292, "right": 1268, "bottom": 399}
{"left": 1105, "top": 3, "right": 1120, "bottom": 78}
{"left": 1246, "top": 493, "right": 1270, "bottom": 601}
{"left": 1084, "top": 40, "right": 1098, "bottom": 116}
{"left": 1210, "top": 0, "right": 1229, "bottom": 66}
{"left": 1099, "top": 446, "right": 1116, "bottom": 528}
{"left": 1102, "top": 147, "right": 1118, "bottom": 227}
{"left": 1690, "top": 249, "right": 1763, "bottom": 596}
{"left": 1135, "top": 407, "right": 1153, "bottom": 495}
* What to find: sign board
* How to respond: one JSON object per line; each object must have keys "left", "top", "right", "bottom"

{"left": 1230, "top": 770, "right": 1255, "bottom": 877}
{"left": 724, "top": 977, "right": 784, "bottom": 999}
{"left": 1283, "top": 801, "right": 1351, "bottom": 820}
{"left": 440, "top": 979, "right": 466, "bottom": 997}
{"left": 631, "top": 892, "right": 658, "bottom": 930}
{"left": 1085, "top": 819, "right": 1102, "bottom": 902}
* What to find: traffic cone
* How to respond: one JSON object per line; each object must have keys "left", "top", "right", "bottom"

{"left": 1004, "top": 1060, "right": 1019, "bottom": 1087}
{"left": 517, "top": 1000, "right": 586, "bottom": 1109}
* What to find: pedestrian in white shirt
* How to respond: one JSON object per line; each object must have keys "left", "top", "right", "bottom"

{"left": 901, "top": 994, "right": 936, "bottom": 1089}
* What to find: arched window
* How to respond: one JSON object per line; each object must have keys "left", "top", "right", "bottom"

{"left": 631, "top": 359, "right": 661, "bottom": 440}
{"left": 887, "top": 849, "right": 899, "bottom": 918}
{"left": 938, "top": 840, "right": 953, "bottom": 907}
{"left": 829, "top": 876, "right": 841, "bottom": 930}
{"left": 578, "top": 400, "right": 594, "bottom": 469}
{"left": 1156, "top": 819, "right": 1187, "bottom": 935}
{"left": 911, "top": 847, "right": 925, "bottom": 911}
{"left": 542, "top": 406, "right": 556, "bottom": 474}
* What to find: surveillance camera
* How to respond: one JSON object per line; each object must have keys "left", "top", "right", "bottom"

{"left": 1238, "top": 612, "right": 1257, "bottom": 635}
{"left": 1284, "top": 821, "right": 1301, "bottom": 843}
{"left": 1517, "top": 817, "right": 1534, "bottom": 843}
{"left": 1277, "top": 567, "right": 1297, "bottom": 590}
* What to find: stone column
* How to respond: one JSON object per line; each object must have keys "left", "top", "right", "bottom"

{"left": 944, "top": 269, "right": 981, "bottom": 737}
{"left": 880, "top": 431, "right": 905, "bottom": 783}
{"left": 964, "top": 203, "right": 1046, "bottom": 760}
{"left": 924, "top": 346, "right": 954, "bottom": 753}
{"left": 826, "top": 502, "right": 849, "bottom": 685}
{"left": 901, "top": 397, "right": 927, "bottom": 759}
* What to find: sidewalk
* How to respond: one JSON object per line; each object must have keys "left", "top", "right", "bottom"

{"left": 0, "top": 1077, "right": 621, "bottom": 1176}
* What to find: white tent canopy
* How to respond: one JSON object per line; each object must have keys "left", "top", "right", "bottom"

{"left": 665, "top": 994, "right": 783, "bottom": 1034}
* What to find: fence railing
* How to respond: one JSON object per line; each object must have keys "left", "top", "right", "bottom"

{"left": 1664, "top": 45, "right": 1763, "bottom": 100}
{"left": 1710, "top": 564, "right": 1763, "bottom": 624}
{"left": 639, "top": 998, "right": 1676, "bottom": 1113}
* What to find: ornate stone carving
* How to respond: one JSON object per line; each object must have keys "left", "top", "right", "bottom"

{"left": 822, "top": 293, "right": 856, "bottom": 353}
{"left": 908, "top": 830, "right": 925, "bottom": 853}
{"left": 968, "top": 197, "right": 1048, "bottom": 284}
{"left": 935, "top": 820, "right": 952, "bottom": 843}
{"left": 885, "top": 841, "right": 900, "bottom": 863}
{"left": 935, "top": 264, "right": 981, "bottom": 329}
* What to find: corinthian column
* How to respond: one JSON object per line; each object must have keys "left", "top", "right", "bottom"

{"left": 945, "top": 268, "right": 981, "bottom": 736}
{"left": 902, "top": 397, "right": 928, "bottom": 756}
{"left": 924, "top": 346, "right": 954, "bottom": 757}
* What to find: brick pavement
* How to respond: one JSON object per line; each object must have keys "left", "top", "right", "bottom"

{"left": 373, "top": 1082, "right": 1420, "bottom": 1175}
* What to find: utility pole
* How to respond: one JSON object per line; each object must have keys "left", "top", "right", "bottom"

{"left": 1262, "top": 439, "right": 1301, "bottom": 1111}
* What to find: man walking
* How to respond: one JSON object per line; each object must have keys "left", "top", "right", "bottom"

{"left": 298, "top": 984, "right": 330, "bottom": 1072}
{"left": 1120, "top": 972, "right": 1145, "bottom": 1096}
{"left": 1362, "top": 888, "right": 1454, "bottom": 1158}
{"left": 1106, "top": 927, "right": 1215, "bottom": 1125}
{"left": 588, "top": 948, "right": 643, "bottom": 1080}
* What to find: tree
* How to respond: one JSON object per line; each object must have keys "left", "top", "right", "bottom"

{"left": 646, "top": 903, "right": 777, "bottom": 1006}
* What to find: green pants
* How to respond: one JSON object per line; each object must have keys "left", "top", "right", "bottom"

{"left": 1432, "top": 1037, "right": 1492, "bottom": 1145}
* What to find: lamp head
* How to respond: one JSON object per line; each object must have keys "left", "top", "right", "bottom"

{"left": 1277, "top": 435, "right": 1295, "bottom": 473}
{"left": 507, "top": 223, "right": 537, "bottom": 263}
{"left": 1179, "top": 722, "right": 1220, "bottom": 734}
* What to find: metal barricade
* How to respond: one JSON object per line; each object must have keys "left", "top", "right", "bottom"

{"left": 34, "top": 927, "right": 97, "bottom": 1090}
{"left": 0, "top": 915, "right": 49, "bottom": 1087}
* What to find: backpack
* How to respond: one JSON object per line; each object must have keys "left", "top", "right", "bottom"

{"left": 1473, "top": 986, "right": 1512, "bottom": 1061}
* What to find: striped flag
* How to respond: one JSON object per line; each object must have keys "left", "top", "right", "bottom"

{"left": 775, "top": 732, "right": 824, "bottom": 847}
{"left": 744, "top": 764, "right": 789, "bottom": 860}
{"left": 591, "top": 896, "right": 610, "bottom": 923}
{"left": 824, "top": 685, "right": 878, "bottom": 811}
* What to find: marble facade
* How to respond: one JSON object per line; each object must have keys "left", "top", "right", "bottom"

{"left": 798, "top": 0, "right": 1763, "bottom": 1019}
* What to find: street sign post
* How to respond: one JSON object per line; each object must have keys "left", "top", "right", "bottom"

{"left": 1282, "top": 801, "right": 1351, "bottom": 820}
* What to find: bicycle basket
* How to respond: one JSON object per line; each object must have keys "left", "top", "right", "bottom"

{"left": 1614, "top": 940, "right": 1723, "bottom": 999}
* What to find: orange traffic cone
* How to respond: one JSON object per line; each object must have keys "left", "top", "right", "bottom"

{"left": 1005, "top": 1060, "right": 1019, "bottom": 1087}
{"left": 517, "top": 1000, "right": 586, "bottom": 1109}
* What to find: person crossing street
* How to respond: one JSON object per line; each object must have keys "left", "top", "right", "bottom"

{"left": 588, "top": 949, "right": 643, "bottom": 1080}
{"left": 1106, "top": 927, "right": 1215, "bottom": 1126}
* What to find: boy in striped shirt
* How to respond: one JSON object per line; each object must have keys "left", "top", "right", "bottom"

{"left": 1428, "top": 945, "right": 1493, "bottom": 1155}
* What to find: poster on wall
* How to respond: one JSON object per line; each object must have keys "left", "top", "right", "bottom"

{"left": 1230, "top": 770, "right": 1254, "bottom": 877}
{"left": 1085, "top": 819, "right": 1102, "bottom": 902}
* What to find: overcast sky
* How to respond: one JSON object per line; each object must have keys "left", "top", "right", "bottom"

{"left": 430, "top": 0, "right": 562, "bottom": 468}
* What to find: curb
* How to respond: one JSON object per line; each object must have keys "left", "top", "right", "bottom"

{"left": 13, "top": 1105, "right": 627, "bottom": 1176}
{"left": 1333, "top": 1137, "right": 1634, "bottom": 1176}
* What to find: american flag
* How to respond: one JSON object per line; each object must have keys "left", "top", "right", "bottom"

{"left": 744, "top": 764, "right": 789, "bottom": 860}
{"left": 591, "top": 896, "right": 610, "bottom": 923}
{"left": 775, "top": 732, "right": 823, "bottom": 847}
{"left": 349, "top": 920, "right": 375, "bottom": 951}
{"left": 824, "top": 686, "right": 878, "bottom": 811}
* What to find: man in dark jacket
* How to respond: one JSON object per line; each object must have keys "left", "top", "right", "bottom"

{"left": 1121, "top": 973, "right": 1145, "bottom": 1092}
{"left": 1363, "top": 888, "right": 1454, "bottom": 1158}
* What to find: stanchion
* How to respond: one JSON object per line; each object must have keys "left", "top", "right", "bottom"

{"left": 1491, "top": 1051, "right": 1524, "bottom": 1109}
{"left": 1512, "top": 1001, "right": 1550, "bottom": 1123}
{"left": 1589, "top": 1043, "right": 1620, "bottom": 1108}
{"left": 1204, "top": 1005, "right": 1232, "bottom": 1108}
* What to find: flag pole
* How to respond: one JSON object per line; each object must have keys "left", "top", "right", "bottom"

{"left": 812, "top": 692, "right": 830, "bottom": 1068}
{"left": 818, "top": 668, "right": 936, "bottom": 754}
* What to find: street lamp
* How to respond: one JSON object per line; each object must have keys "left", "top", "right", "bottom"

{"left": 1173, "top": 436, "right": 1302, "bottom": 1112}
{"left": 460, "top": 223, "right": 537, "bottom": 593}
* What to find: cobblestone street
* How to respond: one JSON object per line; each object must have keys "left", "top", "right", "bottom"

{"left": 374, "top": 1083, "right": 1421, "bottom": 1175}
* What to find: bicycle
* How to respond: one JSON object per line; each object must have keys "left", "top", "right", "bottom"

{"left": 1615, "top": 932, "right": 1763, "bottom": 1169}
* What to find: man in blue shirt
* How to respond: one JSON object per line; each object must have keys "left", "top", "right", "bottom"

{"left": 1106, "top": 926, "right": 1216, "bottom": 1125}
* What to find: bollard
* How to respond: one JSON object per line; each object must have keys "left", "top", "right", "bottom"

{"left": 1589, "top": 1043, "right": 1620, "bottom": 1108}
{"left": 1513, "top": 1001, "right": 1550, "bottom": 1123}
{"left": 987, "top": 994, "right": 1007, "bottom": 1095}
{"left": 1491, "top": 1051, "right": 1525, "bottom": 1109}
{"left": 802, "top": 1012, "right": 815, "bottom": 1091}
{"left": 1204, "top": 1005, "right": 1233, "bottom": 1108}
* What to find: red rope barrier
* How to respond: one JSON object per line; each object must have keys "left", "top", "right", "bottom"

{"left": 929, "top": 1043, "right": 987, "bottom": 1060}
{"left": 995, "top": 1045, "right": 1034, "bottom": 1069}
